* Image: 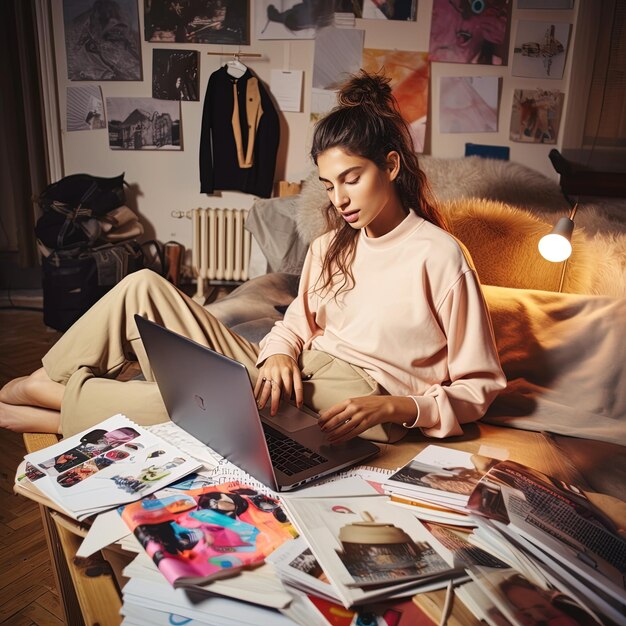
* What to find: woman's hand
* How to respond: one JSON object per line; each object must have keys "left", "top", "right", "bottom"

{"left": 318, "top": 396, "right": 417, "bottom": 444}
{"left": 254, "top": 355, "right": 303, "bottom": 416}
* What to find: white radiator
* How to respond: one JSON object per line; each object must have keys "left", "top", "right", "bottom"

{"left": 191, "top": 208, "right": 251, "bottom": 301}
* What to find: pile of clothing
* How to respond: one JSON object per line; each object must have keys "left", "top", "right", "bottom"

{"left": 35, "top": 173, "right": 145, "bottom": 330}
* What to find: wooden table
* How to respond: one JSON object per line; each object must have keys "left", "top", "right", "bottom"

{"left": 21, "top": 424, "right": 626, "bottom": 626}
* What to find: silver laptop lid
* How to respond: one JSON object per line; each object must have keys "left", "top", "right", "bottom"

{"left": 135, "top": 315, "right": 279, "bottom": 491}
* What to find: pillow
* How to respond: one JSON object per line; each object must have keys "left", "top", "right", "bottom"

{"left": 483, "top": 284, "right": 626, "bottom": 445}
{"left": 245, "top": 196, "right": 309, "bottom": 275}
{"left": 204, "top": 272, "right": 300, "bottom": 344}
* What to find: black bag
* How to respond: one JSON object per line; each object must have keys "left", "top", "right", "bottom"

{"left": 35, "top": 173, "right": 126, "bottom": 250}
{"left": 42, "top": 241, "right": 144, "bottom": 331}
{"left": 38, "top": 173, "right": 126, "bottom": 217}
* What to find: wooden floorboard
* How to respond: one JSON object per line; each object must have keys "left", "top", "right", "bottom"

{"left": 0, "top": 310, "right": 63, "bottom": 625}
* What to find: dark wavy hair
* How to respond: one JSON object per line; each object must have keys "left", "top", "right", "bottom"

{"left": 310, "top": 70, "right": 445, "bottom": 296}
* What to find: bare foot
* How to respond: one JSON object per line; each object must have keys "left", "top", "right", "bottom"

{"left": 0, "top": 401, "right": 61, "bottom": 434}
{"left": 0, "top": 368, "right": 64, "bottom": 410}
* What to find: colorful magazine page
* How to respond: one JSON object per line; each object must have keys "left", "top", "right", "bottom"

{"left": 383, "top": 445, "right": 500, "bottom": 507}
{"left": 307, "top": 594, "right": 436, "bottom": 626}
{"left": 281, "top": 492, "right": 463, "bottom": 608}
{"left": 22, "top": 414, "right": 202, "bottom": 520}
{"left": 119, "top": 481, "right": 296, "bottom": 587}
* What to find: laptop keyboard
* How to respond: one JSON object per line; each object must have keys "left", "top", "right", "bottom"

{"left": 262, "top": 423, "right": 328, "bottom": 476}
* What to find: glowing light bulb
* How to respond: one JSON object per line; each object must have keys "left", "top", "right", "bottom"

{"left": 538, "top": 233, "right": 572, "bottom": 262}
{"left": 538, "top": 216, "right": 574, "bottom": 263}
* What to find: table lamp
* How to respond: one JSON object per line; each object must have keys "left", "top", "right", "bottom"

{"left": 538, "top": 203, "right": 578, "bottom": 292}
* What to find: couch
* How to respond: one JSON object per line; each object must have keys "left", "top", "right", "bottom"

{"left": 205, "top": 156, "right": 626, "bottom": 446}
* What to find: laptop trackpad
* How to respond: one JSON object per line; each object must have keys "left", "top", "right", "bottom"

{"left": 260, "top": 402, "right": 319, "bottom": 432}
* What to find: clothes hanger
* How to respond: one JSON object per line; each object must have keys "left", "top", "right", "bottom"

{"left": 225, "top": 53, "right": 247, "bottom": 78}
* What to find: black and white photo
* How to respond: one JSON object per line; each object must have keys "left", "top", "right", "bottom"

{"left": 152, "top": 50, "right": 199, "bottom": 101}
{"left": 144, "top": 0, "right": 249, "bottom": 44}
{"left": 63, "top": 0, "right": 142, "bottom": 80}
{"left": 106, "top": 97, "right": 182, "bottom": 150}
{"left": 67, "top": 85, "right": 106, "bottom": 130}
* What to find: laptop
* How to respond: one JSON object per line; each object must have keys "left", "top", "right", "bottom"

{"left": 135, "top": 315, "right": 379, "bottom": 492}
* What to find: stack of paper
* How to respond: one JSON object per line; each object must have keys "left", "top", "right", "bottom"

{"left": 462, "top": 460, "right": 626, "bottom": 625}
{"left": 15, "top": 414, "right": 202, "bottom": 521}
{"left": 121, "top": 576, "right": 298, "bottom": 626}
{"left": 382, "top": 445, "right": 501, "bottom": 518}
{"left": 280, "top": 490, "right": 466, "bottom": 609}
{"left": 333, "top": 12, "right": 356, "bottom": 28}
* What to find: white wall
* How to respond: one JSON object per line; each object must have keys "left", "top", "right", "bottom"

{"left": 48, "top": 0, "right": 582, "bottom": 249}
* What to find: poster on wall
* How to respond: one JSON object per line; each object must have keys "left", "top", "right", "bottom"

{"left": 67, "top": 85, "right": 106, "bottom": 131}
{"left": 310, "top": 27, "right": 364, "bottom": 118}
{"left": 144, "top": 0, "right": 249, "bottom": 44}
{"left": 509, "top": 89, "right": 564, "bottom": 144}
{"left": 106, "top": 97, "right": 182, "bottom": 150}
{"left": 152, "top": 50, "right": 199, "bottom": 101}
{"left": 63, "top": 0, "right": 142, "bottom": 80}
{"left": 362, "top": 49, "right": 429, "bottom": 152}
{"left": 256, "top": 0, "right": 356, "bottom": 39}
{"left": 439, "top": 76, "right": 499, "bottom": 133}
{"left": 429, "top": 0, "right": 512, "bottom": 66}
{"left": 312, "top": 28, "right": 364, "bottom": 90}
{"left": 512, "top": 21, "right": 570, "bottom": 79}
{"left": 361, "top": 0, "right": 417, "bottom": 20}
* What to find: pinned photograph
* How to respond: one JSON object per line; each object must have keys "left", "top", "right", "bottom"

{"left": 512, "top": 21, "right": 570, "bottom": 79}
{"left": 439, "top": 76, "right": 500, "bottom": 133}
{"left": 67, "top": 85, "right": 106, "bottom": 131}
{"left": 144, "top": 0, "right": 249, "bottom": 44}
{"left": 106, "top": 97, "right": 182, "bottom": 150}
{"left": 510, "top": 89, "right": 564, "bottom": 144}
{"left": 257, "top": 0, "right": 356, "bottom": 39}
{"left": 152, "top": 50, "right": 199, "bottom": 101}
{"left": 63, "top": 0, "right": 142, "bottom": 80}
{"left": 361, "top": 0, "right": 417, "bottom": 20}
{"left": 429, "top": 0, "right": 512, "bottom": 65}
{"left": 362, "top": 49, "right": 429, "bottom": 152}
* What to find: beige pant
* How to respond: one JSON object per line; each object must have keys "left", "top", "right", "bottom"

{"left": 43, "top": 270, "right": 384, "bottom": 437}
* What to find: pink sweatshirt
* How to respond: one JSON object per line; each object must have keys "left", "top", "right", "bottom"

{"left": 257, "top": 212, "right": 506, "bottom": 438}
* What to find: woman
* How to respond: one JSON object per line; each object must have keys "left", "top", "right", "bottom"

{"left": 0, "top": 71, "right": 505, "bottom": 441}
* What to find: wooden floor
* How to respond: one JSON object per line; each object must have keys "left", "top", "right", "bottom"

{"left": 0, "top": 285, "right": 230, "bottom": 625}
{"left": 0, "top": 309, "right": 64, "bottom": 625}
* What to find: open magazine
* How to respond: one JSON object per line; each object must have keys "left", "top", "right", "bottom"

{"left": 119, "top": 480, "right": 296, "bottom": 587}
{"left": 383, "top": 445, "right": 500, "bottom": 512}
{"left": 466, "top": 460, "right": 626, "bottom": 624}
{"left": 16, "top": 414, "right": 202, "bottom": 520}
{"left": 280, "top": 492, "right": 465, "bottom": 608}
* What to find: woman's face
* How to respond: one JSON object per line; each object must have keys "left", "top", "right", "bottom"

{"left": 317, "top": 146, "right": 405, "bottom": 238}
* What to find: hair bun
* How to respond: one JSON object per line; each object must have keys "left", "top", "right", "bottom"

{"left": 337, "top": 71, "right": 393, "bottom": 109}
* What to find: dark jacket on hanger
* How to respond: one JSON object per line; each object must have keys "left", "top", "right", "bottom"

{"left": 200, "top": 66, "right": 280, "bottom": 198}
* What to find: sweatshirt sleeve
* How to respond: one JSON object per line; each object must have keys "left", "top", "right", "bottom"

{"left": 256, "top": 239, "right": 324, "bottom": 365}
{"left": 406, "top": 270, "right": 507, "bottom": 438}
